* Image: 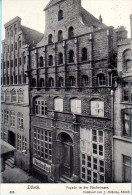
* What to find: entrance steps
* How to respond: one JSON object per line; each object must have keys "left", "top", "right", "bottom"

{"left": 5, "top": 157, "right": 15, "bottom": 168}
{"left": 58, "top": 175, "right": 73, "bottom": 183}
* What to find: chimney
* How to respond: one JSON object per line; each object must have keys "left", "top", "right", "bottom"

{"left": 130, "top": 14, "right": 132, "bottom": 39}
{"left": 99, "top": 15, "right": 103, "bottom": 23}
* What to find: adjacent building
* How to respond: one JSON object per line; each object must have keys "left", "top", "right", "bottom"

{"left": 113, "top": 16, "right": 132, "bottom": 183}
{"left": 1, "top": 17, "right": 43, "bottom": 172}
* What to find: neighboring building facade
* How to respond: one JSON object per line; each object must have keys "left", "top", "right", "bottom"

{"left": 29, "top": 0, "right": 118, "bottom": 183}
{"left": 113, "top": 17, "right": 132, "bottom": 182}
{"left": 1, "top": 17, "right": 43, "bottom": 172}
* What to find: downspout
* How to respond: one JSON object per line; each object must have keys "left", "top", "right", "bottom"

{"left": 111, "top": 88, "right": 114, "bottom": 183}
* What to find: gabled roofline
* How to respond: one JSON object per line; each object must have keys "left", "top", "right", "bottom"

{"left": 44, "top": 0, "right": 65, "bottom": 11}
{"left": 4, "top": 16, "right": 21, "bottom": 28}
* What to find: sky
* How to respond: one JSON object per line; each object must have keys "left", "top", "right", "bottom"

{"left": 2, "top": 0, "right": 132, "bottom": 39}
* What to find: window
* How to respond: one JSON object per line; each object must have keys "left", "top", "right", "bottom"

{"left": 123, "top": 49, "right": 132, "bottom": 71}
{"left": 54, "top": 97, "right": 63, "bottom": 112}
{"left": 68, "top": 26, "right": 74, "bottom": 39}
{"left": 34, "top": 98, "right": 47, "bottom": 116}
{"left": 39, "top": 56, "right": 44, "bottom": 67}
{"left": 11, "top": 44, "right": 13, "bottom": 51}
{"left": 11, "top": 30, "right": 13, "bottom": 37}
{"left": 70, "top": 98, "right": 81, "bottom": 114}
{"left": 69, "top": 50, "right": 74, "bottom": 63}
{"left": 123, "top": 155, "right": 131, "bottom": 183}
{"left": 1, "top": 110, "right": 4, "bottom": 123}
{"left": 33, "top": 128, "right": 52, "bottom": 161}
{"left": 19, "top": 58, "right": 21, "bottom": 65}
{"left": 7, "top": 76, "right": 9, "bottom": 85}
{"left": 10, "top": 111, "right": 15, "bottom": 127}
{"left": 19, "top": 75, "right": 21, "bottom": 84}
{"left": 58, "top": 52, "right": 63, "bottom": 64}
{"left": 49, "top": 77, "right": 54, "bottom": 87}
{"left": 4, "top": 110, "right": 9, "bottom": 124}
{"left": 14, "top": 75, "right": 17, "bottom": 84}
{"left": 82, "top": 48, "right": 87, "bottom": 61}
{"left": 92, "top": 130, "right": 104, "bottom": 157}
{"left": 15, "top": 42, "right": 17, "bottom": 50}
{"left": 123, "top": 81, "right": 132, "bottom": 102}
{"left": 58, "top": 10, "right": 63, "bottom": 21}
{"left": 23, "top": 74, "right": 27, "bottom": 84}
{"left": 40, "top": 78, "right": 44, "bottom": 87}
{"left": 91, "top": 100, "right": 104, "bottom": 117}
{"left": 5, "top": 89, "right": 10, "bottom": 102}
{"left": 31, "top": 78, "right": 36, "bottom": 87}
{"left": 69, "top": 76, "right": 76, "bottom": 87}
{"left": 7, "top": 61, "right": 9, "bottom": 68}
{"left": 15, "top": 59, "right": 17, "bottom": 67}
{"left": 122, "top": 109, "right": 132, "bottom": 137}
{"left": 1, "top": 90, "right": 4, "bottom": 101}
{"left": 17, "top": 134, "right": 27, "bottom": 153}
{"left": 11, "top": 89, "right": 17, "bottom": 102}
{"left": 80, "top": 129, "right": 105, "bottom": 183}
{"left": 10, "top": 76, "right": 13, "bottom": 84}
{"left": 18, "top": 89, "right": 24, "bottom": 102}
{"left": 18, "top": 113, "right": 24, "bottom": 129}
{"left": 48, "top": 34, "right": 53, "bottom": 44}
{"left": 58, "top": 30, "right": 63, "bottom": 42}
{"left": 19, "top": 40, "right": 21, "bottom": 48}
{"left": 23, "top": 52, "right": 26, "bottom": 64}
{"left": 48, "top": 55, "right": 53, "bottom": 66}
{"left": 14, "top": 25, "right": 17, "bottom": 34}
{"left": 11, "top": 60, "right": 13, "bottom": 67}
{"left": 58, "top": 77, "right": 63, "bottom": 87}
{"left": 97, "top": 74, "right": 106, "bottom": 86}
{"left": 82, "top": 75, "right": 89, "bottom": 86}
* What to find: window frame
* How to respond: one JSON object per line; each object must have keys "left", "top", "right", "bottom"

{"left": 54, "top": 97, "right": 63, "bottom": 112}
{"left": 70, "top": 98, "right": 81, "bottom": 114}
{"left": 90, "top": 100, "right": 104, "bottom": 117}
{"left": 34, "top": 99, "right": 47, "bottom": 116}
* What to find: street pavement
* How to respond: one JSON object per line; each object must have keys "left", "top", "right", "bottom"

{"left": 1, "top": 164, "right": 43, "bottom": 183}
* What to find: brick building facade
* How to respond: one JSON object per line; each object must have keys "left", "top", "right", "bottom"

{"left": 29, "top": 0, "right": 118, "bottom": 183}
{"left": 1, "top": 17, "right": 43, "bottom": 172}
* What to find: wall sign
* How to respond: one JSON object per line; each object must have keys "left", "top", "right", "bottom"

{"left": 33, "top": 158, "right": 51, "bottom": 173}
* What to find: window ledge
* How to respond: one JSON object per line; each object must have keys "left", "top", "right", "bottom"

{"left": 120, "top": 102, "right": 132, "bottom": 105}
{"left": 113, "top": 135, "right": 132, "bottom": 143}
{"left": 33, "top": 114, "right": 48, "bottom": 118}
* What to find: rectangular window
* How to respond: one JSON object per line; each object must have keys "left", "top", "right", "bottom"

{"left": 122, "top": 109, "right": 132, "bottom": 137}
{"left": 35, "top": 100, "right": 47, "bottom": 116}
{"left": 11, "top": 44, "right": 13, "bottom": 51}
{"left": 15, "top": 59, "right": 17, "bottom": 67}
{"left": 10, "top": 111, "right": 15, "bottom": 127}
{"left": 71, "top": 99, "right": 81, "bottom": 114}
{"left": 19, "top": 58, "right": 21, "bottom": 65}
{"left": 54, "top": 98, "right": 63, "bottom": 112}
{"left": 4, "top": 110, "right": 9, "bottom": 124}
{"left": 17, "top": 134, "right": 27, "bottom": 153}
{"left": 1, "top": 110, "right": 4, "bottom": 123}
{"left": 91, "top": 101, "right": 104, "bottom": 117}
{"left": 15, "top": 42, "right": 17, "bottom": 50}
{"left": 11, "top": 60, "right": 13, "bottom": 67}
{"left": 123, "top": 81, "right": 132, "bottom": 103}
{"left": 123, "top": 155, "right": 131, "bottom": 183}
{"left": 33, "top": 127, "right": 52, "bottom": 162}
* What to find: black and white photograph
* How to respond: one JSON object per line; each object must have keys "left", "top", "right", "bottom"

{"left": 0, "top": 0, "right": 132, "bottom": 193}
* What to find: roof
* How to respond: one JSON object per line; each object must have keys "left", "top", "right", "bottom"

{"left": 4, "top": 16, "right": 21, "bottom": 28}
{"left": 44, "top": 0, "right": 62, "bottom": 11}
{"left": 80, "top": 7, "right": 106, "bottom": 28}
{"left": 21, "top": 25, "right": 44, "bottom": 47}
{"left": 1, "top": 140, "right": 15, "bottom": 156}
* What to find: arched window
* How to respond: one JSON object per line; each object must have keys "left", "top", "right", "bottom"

{"left": 40, "top": 78, "right": 44, "bottom": 87}
{"left": 49, "top": 77, "right": 54, "bottom": 87}
{"left": 48, "top": 55, "right": 53, "bottom": 66}
{"left": 58, "top": 10, "right": 63, "bottom": 21}
{"left": 69, "top": 76, "right": 76, "bottom": 87}
{"left": 68, "top": 26, "right": 74, "bottom": 39}
{"left": 58, "top": 30, "right": 63, "bottom": 42}
{"left": 31, "top": 78, "right": 36, "bottom": 87}
{"left": 54, "top": 97, "right": 63, "bottom": 112}
{"left": 70, "top": 98, "right": 81, "bottom": 114}
{"left": 69, "top": 50, "right": 74, "bottom": 63}
{"left": 18, "top": 113, "right": 24, "bottom": 129}
{"left": 82, "top": 48, "right": 87, "bottom": 61}
{"left": 40, "top": 56, "right": 44, "bottom": 67}
{"left": 34, "top": 97, "right": 47, "bottom": 116}
{"left": 58, "top": 52, "right": 63, "bottom": 64}
{"left": 18, "top": 89, "right": 24, "bottom": 102}
{"left": 82, "top": 75, "right": 89, "bottom": 86}
{"left": 58, "top": 77, "right": 64, "bottom": 87}
{"left": 90, "top": 100, "right": 104, "bottom": 117}
{"left": 97, "top": 74, "right": 106, "bottom": 86}
{"left": 123, "top": 49, "right": 132, "bottom": 71}
{"left": 11, "top": 89, "right": 17, "bottom": 102}
{"left": 48, "top": 34, "right": 53, "bottom": 44}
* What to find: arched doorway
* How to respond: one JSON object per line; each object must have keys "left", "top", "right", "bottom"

{"left": 58, "top": 132, "right": 73, "bottom": 178}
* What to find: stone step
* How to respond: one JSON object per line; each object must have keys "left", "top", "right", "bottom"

{"left": 61, "top": 174, "right": 73, "bottom": 182}
{"left": 59, "top": 176, "right": 72, "bottom": 183}
{"left": 8, "top": 158, "right": 15, "bottom": 165}
{"left": 5, "top": 160, "right": 15, "bottom": 168}
{"left": 10, "top": 157, "right": 15, "bottom": 162}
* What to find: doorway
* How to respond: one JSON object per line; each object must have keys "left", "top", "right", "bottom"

{"left": 8, "top": 131, "right": 16, "bottom": 147}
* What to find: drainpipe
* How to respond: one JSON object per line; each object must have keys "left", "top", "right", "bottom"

{"left": 111, "top": 89, "right": 114, "bottom": 183}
